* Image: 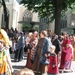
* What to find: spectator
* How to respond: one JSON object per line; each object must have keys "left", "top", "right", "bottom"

{"left": 60, "top": 40, "right": 73, "bottom": 73}
{"left": 13, "top": 68, "right": 35, "bottom": 75}
{"left": 8, "top": 29, "right": 14, "bottom": 39}
{"left": 14, "top": 31, "right": 25, "bottom": 62}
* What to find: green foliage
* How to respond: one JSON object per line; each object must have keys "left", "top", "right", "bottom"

{"left": 20, "top": 0, "right": 75, "bottom": 35}
{"left": 20, "top": 0, "right": 75, "bottom": 22}
{"left": 33, "top": 25, "right": 39, "bottom": 32}
{"left": 61, "top": 0, "right": 75, "bottom": 10}
{"left": 22, "top": 24, "right": 32, "bottom": 31}
{"left": 20, "top": 0, "right": 55, "bottom": 21}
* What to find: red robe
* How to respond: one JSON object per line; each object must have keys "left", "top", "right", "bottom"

{"left": 63, "top": 47, "right": 73, "bottom": 61}
{"left": 47, "top": 54, "right": 59, "bottom": 74}
{"left": 25, "top": 52, "right": 33, "bottom": 69}
{"left": 59, "top": 39, "right": 71, "bottom": 69}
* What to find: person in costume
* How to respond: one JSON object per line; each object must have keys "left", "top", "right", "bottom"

{"left": 25, "top": 32, "right": 33, "bottom": 68}
{"left": 59, "top": 32, "right": 73, "bottom": 73}
{"left": 70, "top": 35, "right": 75, "bottom": 61}
{"left": 0, "top": 29, "right": 13, "bottom": 74}
{"left": 25, "top": 31, "right": 38, "bottom": 69}
{"left": 60, "top": 40, "right": 73, "bottom": 73}
{"left": 59, "top": 32, "right": 69, "bottom": 69}
{"left": 46, "top": 45, "right": 59, "bottom": 75}
{"left": 0, "top": 39, "right": 13, "bottom": 75}
{"left": 32, "top": 30, "right": 50, "bottom": 75}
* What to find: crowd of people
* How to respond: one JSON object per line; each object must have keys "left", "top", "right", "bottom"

{"left": 0, "top": 28, "right": 75, "bottom": 75}
{"left": 24, "top": 30, "right": 74, "bottom": 75}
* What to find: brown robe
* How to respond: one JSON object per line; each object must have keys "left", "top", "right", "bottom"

{"left": 32, "top": 38, "right": 48, "bottom": 73}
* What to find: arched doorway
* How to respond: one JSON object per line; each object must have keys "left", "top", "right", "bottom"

{"left": 1, "top": 8, "right": 10, "bottom": 29}
{"left": 23, "top": 10, "right": 32, "bottom": 22}
{"left": 22, "top": 10, "right": 32, "bottom": 31}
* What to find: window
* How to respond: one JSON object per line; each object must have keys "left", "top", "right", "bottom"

{"left": 40, "top": 17, "right": 49, "bottom": 24}
{"left": 23, "top": 10, "right": 32, "bottom": 22}
{"left": 61, "top": 11, "right": 67, "bottom": 28}
{"left": 39, "top": 17, "right": 49, "bottom": 31}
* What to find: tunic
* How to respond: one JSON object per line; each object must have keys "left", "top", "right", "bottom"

{"left": 32, "top": 38, "right": 48, "bottom": 73}
{"left": 25, "top": 38, "right": 38, "bottom": 69}
{"left": 47, "top": 54, "right": 59, "bottom": 74}
{"left": 59, "top": 39, "right": 72, "bottom": 69}
{"left": 59, "top": 39, "right": 68, "bottom": 69}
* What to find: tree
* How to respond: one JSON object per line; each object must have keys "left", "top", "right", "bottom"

{"left": 20, "top": 0, "right": 75, "bottom": 35}
{"left": 0, "top": 0, "right": 8, "bottom": 29}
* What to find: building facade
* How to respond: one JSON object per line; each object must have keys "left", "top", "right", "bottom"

{"left": 0, "top": 0, "right": 53, "bottom": 32}
{"left": 0, "top": 0, "right": 20, "bottom": 30}
{"left": 0, "top": 0, "right": 74, "bottom": 34}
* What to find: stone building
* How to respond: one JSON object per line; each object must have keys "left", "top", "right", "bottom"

{"left": 0, "top": 0, "right": 74, "bottom": 34}
{"left": 0, "top": 0, "right": 20, "bottom": 30}
{"left": 0, "top": 0, "right": 54, "bottom": 32}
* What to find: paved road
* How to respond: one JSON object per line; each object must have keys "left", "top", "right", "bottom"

{"left": 11, "top": 54, "right": 75, "bottom": 75}
{"left": 11, "top": 54, "right": 26, "bottom": 71}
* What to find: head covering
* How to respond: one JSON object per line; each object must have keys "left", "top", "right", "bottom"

{"left": 0, "top": 29, "right": 10, "bottom": 46}
{"left": 20, "top": 31, "right": 24, "bottom": 36}
{"left": 20, "top": 31, "right": 23, "bottom": 34}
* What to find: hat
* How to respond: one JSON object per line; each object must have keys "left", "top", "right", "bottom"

{"left": 20, "top": 31, "right": 24, "bottom": 35}
{"left": 20, "top": 31, "right": 23, "bottom": 34}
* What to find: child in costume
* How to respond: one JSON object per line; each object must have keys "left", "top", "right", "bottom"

{"left": 45, "top": 45, "right": 59, "bottom": 75}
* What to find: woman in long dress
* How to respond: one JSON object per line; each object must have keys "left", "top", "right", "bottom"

{"left": 32, "top": 30, "right": 50, "bottom": 75}
{"left": 25, "top": 32, "right": 33, "bottom": 68}
{"left": 59, "top": 32, "right": 73, "bottom": 73}
{"left": 25, "top": 31, "right": 38, "bottom": 69}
